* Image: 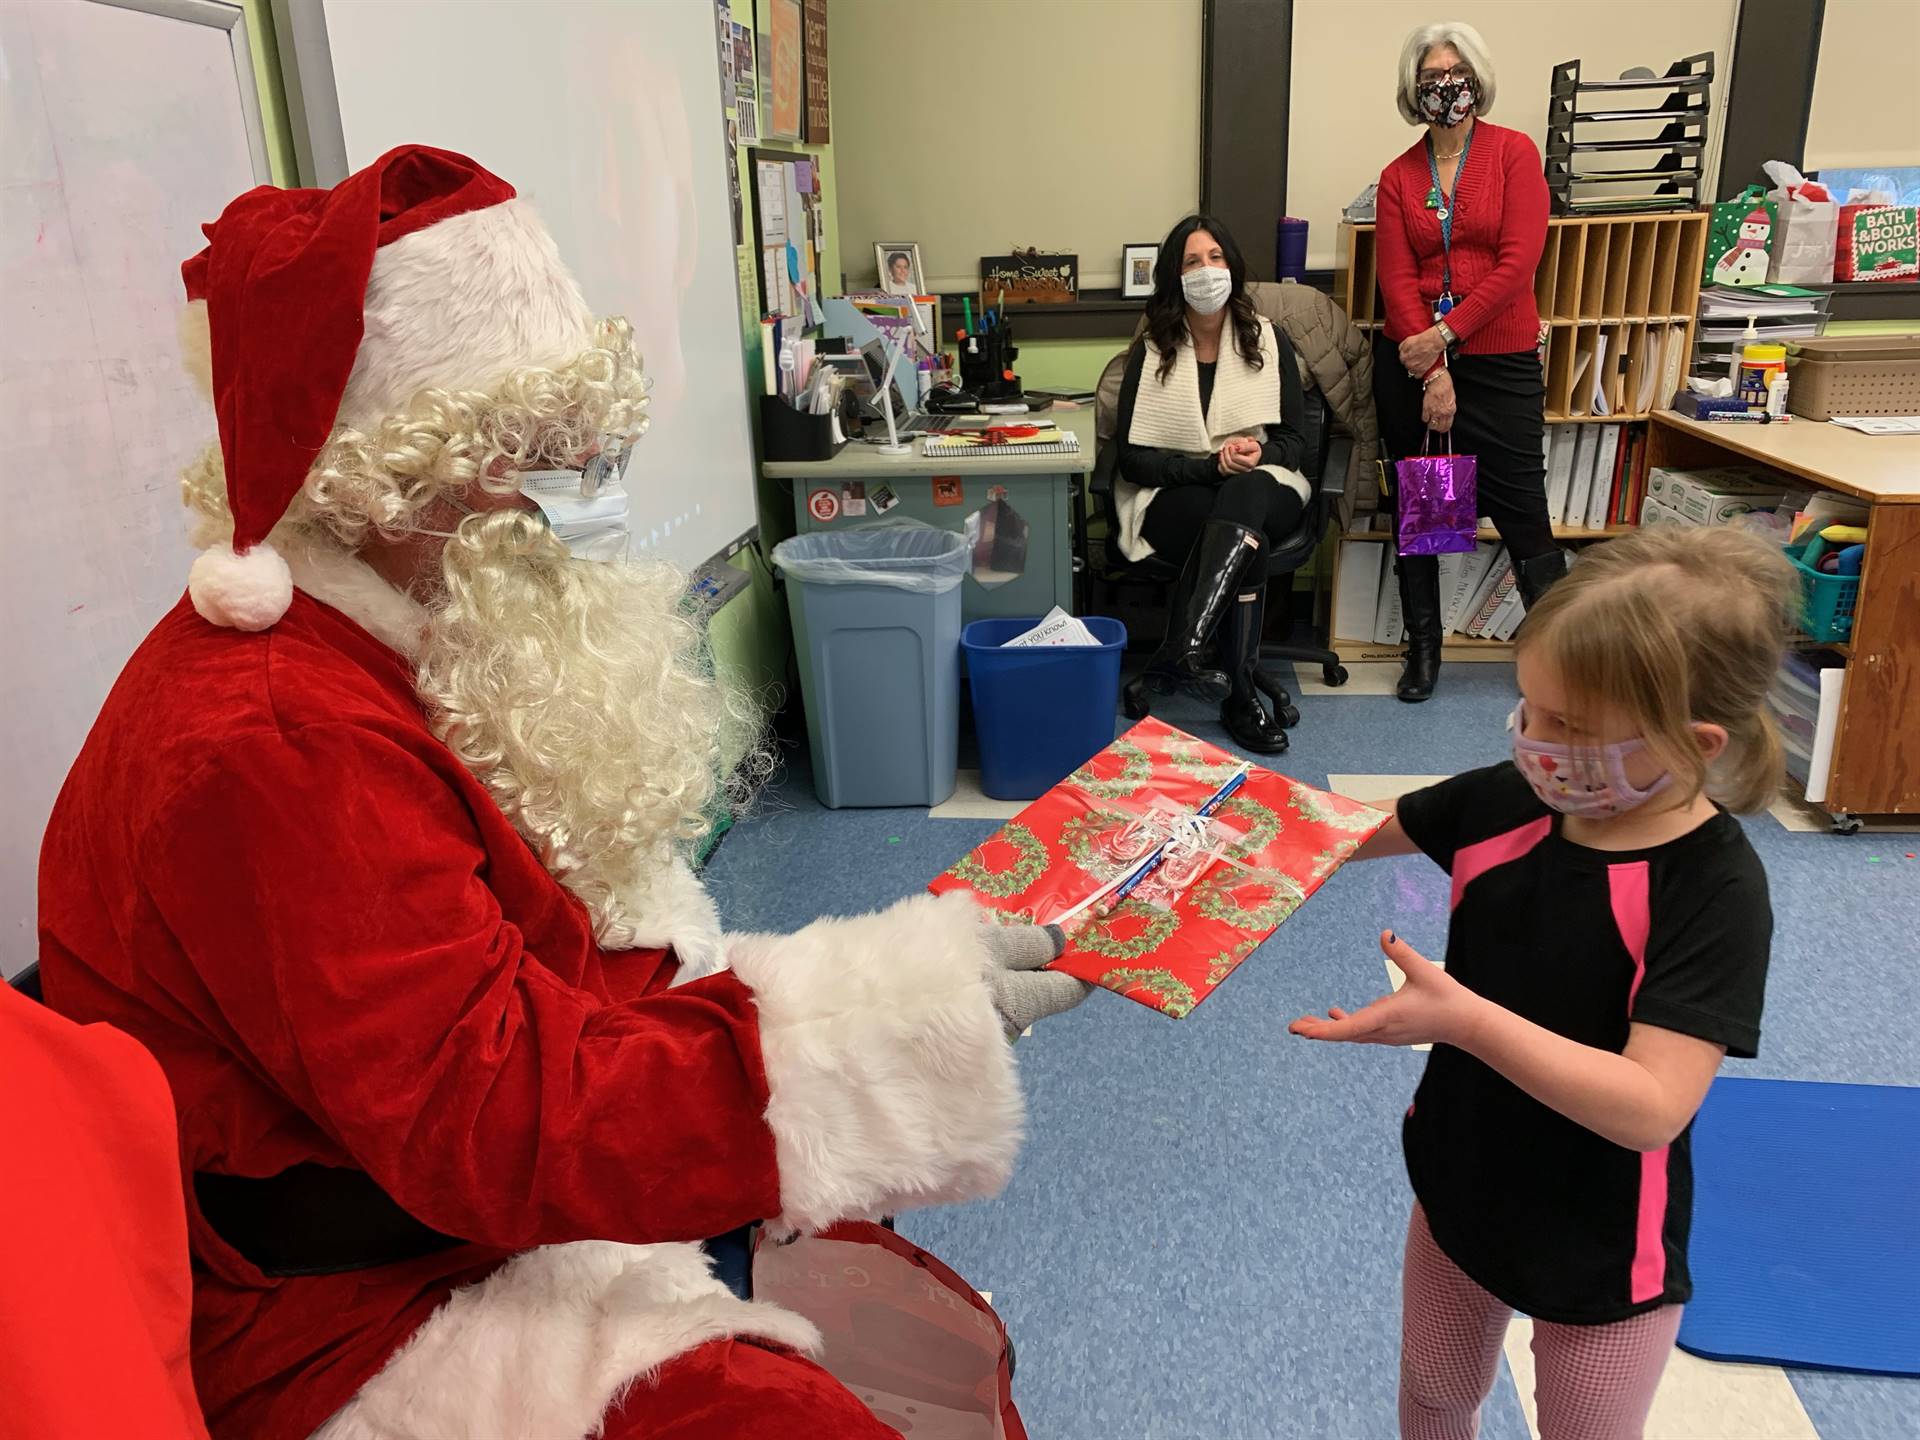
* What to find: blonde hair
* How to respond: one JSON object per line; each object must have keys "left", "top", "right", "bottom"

{"left": 1516, "top": 527, "right": 1800, "bottom": 813}
{"left": 1397, "top": 21, "right": 1496, "bottom": 124}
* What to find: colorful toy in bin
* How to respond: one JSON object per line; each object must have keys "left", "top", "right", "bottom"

{"left": 1786, "top": 528, "right": 1863, "bottom": 644}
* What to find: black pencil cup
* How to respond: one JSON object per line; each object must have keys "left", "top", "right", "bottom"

{"left": 760, "top": 394, "right": 843, "bottom": 462}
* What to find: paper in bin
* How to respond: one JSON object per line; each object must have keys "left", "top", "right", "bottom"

{"left": 929, "top": 718, "right": 1387, "bottom": 1016}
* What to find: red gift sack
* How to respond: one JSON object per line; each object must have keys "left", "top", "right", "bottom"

{"left": 753, "top": 1222, "right": 1026, "bottom": 1440}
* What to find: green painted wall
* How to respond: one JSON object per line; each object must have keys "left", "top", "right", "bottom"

{"left": 239, "top": 0, "right": 297, "bottom": 184}
{"left": 1018, "top": 336, "right": 1129, "bottom": 392}
{"left": 1825, "top": 318, "right": 1920, "bottom": 336}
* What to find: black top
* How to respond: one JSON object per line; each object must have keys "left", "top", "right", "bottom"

{"left": 1396, "top": 763, "right": 1772, "bottom": 1325}
{"left": 1114, "top": 325, "right": 1306, "bottom": 489}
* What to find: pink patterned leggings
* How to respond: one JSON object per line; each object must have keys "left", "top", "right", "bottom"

{"left": 1400, "top": 1205, "right": 1682, "bottom": 1440}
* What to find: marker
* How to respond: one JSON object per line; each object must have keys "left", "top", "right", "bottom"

{"left": 963, "top": 296, "right": 975, "bottom": 333}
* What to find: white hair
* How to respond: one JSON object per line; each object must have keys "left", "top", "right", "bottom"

{"left": 1397, "top": 21, "right": 1496, "bottom": 124}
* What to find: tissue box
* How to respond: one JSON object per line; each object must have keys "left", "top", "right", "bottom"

{"left": 1646, "top": 467, "right": 1786, "bottom": 527}
{"left": 1640, "top": 496, "right": 1696, "bottom": 528}
{"left": 1835, "top": 204, "right": 1920, "bottom": 282}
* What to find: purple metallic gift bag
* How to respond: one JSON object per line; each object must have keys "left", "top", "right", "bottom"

{"left": 1394, "top": 436, "right": 1479, "bottom": 557}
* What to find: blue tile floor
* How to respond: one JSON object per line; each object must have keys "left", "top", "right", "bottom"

{"left": 703, "top": 659, "right": 1919, "bottom": 1439}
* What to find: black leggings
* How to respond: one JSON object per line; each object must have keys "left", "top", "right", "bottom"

{"left": 1372, "top": 336, "right": 1557, "bottom": 562}
{"left": 1137, "top": 470, "right": 1307, "bottom": 565}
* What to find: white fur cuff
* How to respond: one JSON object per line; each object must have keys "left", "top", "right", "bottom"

{"left": 727, "top": 891, "right": 1025, "bottom": 1236}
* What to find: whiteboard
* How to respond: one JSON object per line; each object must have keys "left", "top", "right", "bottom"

{"left": 0, "top": 0, "right": 270, "bottom": 977}
{"left": 308, "top": 0, "right": 761, "bottom": 573}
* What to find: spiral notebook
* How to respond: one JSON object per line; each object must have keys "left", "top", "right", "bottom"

{"left": 921, "top": 429, "right": 1081, "bottom": 458}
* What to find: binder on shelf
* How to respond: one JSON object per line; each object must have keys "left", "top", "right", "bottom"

{"left": 1459, "top": 549, "right": 1510, "bottom": 635}
{"left": 1374, "top": 553, "right": 1406, "bottom": 645}
{"left": 1546, "top": 428, "right": 1576, "bottom": 519}
{"left": 1565, "top": 427, "right": 1598, "bottom": 525}
{"left": 1467, "top": 565, "right": 1517, "bottom": 636}
{"left": 1588, "top": 425, "right": 1623, "bottom": 530}
{"left": 1443, "top": 541, "right": 1501, "bottom": 633}
{"left": 1487, "top": 585, "right": 1527, "bottom": 641}
{"left": 1333, "top": 541, "right": 1384, "bottom": 642}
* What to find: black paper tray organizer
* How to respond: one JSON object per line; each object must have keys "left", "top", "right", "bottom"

{"left": 1545, "top": 52, "right": 1713, "bottom": 216}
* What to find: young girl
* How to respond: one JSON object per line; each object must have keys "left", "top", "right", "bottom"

{"left": 1293, "top": 525, "right": 1799, "bottom": 1440}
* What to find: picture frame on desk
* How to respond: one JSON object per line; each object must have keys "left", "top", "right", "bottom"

{"left": 876, "top": 242, "right": 925, "bottom": 298}
{"left": 1122, "top": 243, "right": 1158, "bottom": 299}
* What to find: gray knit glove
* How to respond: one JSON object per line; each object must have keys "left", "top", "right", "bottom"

{"left": 981, "top": 922, "right": 1091, "bottom": 1039}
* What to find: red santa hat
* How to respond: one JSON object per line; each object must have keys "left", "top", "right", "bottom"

{"left": 180, "top": 144, "right": 596, "bottom": 630}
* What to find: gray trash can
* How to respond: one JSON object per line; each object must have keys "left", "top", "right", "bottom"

{"left": 773, "top": 523, "right": 969, "bottom": 809}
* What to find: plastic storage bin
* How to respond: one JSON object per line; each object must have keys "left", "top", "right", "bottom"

{"left": 961, "top": 616, "right": 1128, "bottom": 800}
{"left": 774, "top": 526, "right": 969, "bottom": 809}
{"left": 1786, "top": 539, "right": 1858, "bottom": 643}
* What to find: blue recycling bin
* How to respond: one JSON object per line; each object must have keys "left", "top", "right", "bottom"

{"left": 774, "top": 525, "right": 969, "bottom": 809}
{"left": 961, "top": 617, "right": 1128, "bottom": 800}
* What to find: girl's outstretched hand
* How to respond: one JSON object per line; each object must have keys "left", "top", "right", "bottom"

{"left": 1289, "top": 931, "right": 1481, "bottom": 1048}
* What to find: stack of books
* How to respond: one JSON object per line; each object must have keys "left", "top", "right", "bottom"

{"left": 1543, "top": 422, "right": 1647, "bottom": 530}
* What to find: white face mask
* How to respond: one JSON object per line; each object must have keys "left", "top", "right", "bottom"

{"left": 1181, "top": 264, "right": 1233, "bottom": 316}
{"left": 516, "top": 470, "right": 631, "bottom": 563}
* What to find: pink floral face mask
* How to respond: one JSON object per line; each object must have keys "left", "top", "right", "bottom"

{"left": 1508, "top": 700, "right": 1673, "bottom": 819}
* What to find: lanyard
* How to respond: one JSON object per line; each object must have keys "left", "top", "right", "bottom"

{"left": 1426, "top": 126, "right": 1476, "bottom": 303}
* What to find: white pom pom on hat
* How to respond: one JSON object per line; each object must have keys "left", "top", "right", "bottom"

{"left": 188, "top": 543, "right": 294, "bottom": 632}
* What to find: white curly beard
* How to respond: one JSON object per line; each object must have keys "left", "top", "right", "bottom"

{"left": 410, "top": 510, "right": 764, "bottom": 947}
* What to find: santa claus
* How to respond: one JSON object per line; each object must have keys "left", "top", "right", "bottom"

{"left": 36, "top": 145, "right": 1087, "bottom": 1438}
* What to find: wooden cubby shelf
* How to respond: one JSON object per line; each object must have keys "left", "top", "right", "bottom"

{"left": 1328, "top": 213, "right": 1707, "bottom": 660}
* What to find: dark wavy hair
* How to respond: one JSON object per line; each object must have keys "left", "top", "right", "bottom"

{"left": 1143, "top": 214, "right": 1264, "bottom": 383}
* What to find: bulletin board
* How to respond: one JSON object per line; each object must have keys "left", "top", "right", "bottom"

{"left": 749, "top": 147, "right": 827, "bottom": 327}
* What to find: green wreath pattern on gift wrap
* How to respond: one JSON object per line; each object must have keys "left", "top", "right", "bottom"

{"left": 1074, "top": 898, "right": 1180, "bottom": 961}
{"left": 1060, "top": 808, "right": 1143, "bottom": 881}
{"left": 1164, "top": 739, "right": 1244, "bottom": 787}
{"left": 1098, "top": 966, "right": 1198, "bottom": 1019}
{"left": 1215, "top": 795, "right": 1281, "bottom": 862}
{"left": 1204, "top": 937, "right": 1260, "bottom": 988}
{"left": 947, "top": 822, "right": 1049, "bottom": 898}
{"left": 1067, "top": 739, "right": 1153, "bottom": 799}
{"left": 1288, "top": 788, "right": 1381, "bottom": 835}
{"left": 1192, "top": 866, "right": 1307, "bottom": 930}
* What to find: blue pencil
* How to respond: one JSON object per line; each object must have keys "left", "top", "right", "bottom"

{"left": 1108, "top": 768, "right": 1248, "bottom": 906}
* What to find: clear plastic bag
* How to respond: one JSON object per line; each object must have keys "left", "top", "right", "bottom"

{"left": 772, "top": 520, "right": 970, "bottom": 593}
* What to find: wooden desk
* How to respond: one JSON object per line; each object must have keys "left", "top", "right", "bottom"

{"left": 1646, "top": 411, "right": 1920, "bottom": 821}
{"left": 763, "top": 408, "right": 1094, "bottom": 622}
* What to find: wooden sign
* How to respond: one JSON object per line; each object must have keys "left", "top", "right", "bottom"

{"left": 803, "top": 0, "right": 829, "bottom": 144}
{"left": 980, "top": 252, "right": 1078, "bottom": 306}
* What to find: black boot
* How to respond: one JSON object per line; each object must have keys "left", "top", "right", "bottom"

{"left": 1515, "top": 549, "right": 1568, "bottom": 610}
{"left": 1219, "top": 585, "right": 1289, "bottom": 753}
{"left": 1142, "top": 520, "right": 1263, "bottom": 701}
{"left": 1395, "top": 554, "right": 1443, "bottom": 704}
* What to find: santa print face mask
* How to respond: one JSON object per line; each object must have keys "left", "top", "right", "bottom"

{"left": 1418, "top": 76, "right": 1477, "bottom": 128}
{"left": 1508, "top": 700, "right": 1674, "bottom": 819}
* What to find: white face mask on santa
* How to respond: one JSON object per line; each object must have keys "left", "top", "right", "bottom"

{"left": 423, "top": 443, "right": 635, "bottom": 563}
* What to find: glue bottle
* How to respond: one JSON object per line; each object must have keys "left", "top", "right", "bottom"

{"left": 1728, "top": 316, "right": 1758, "bottom": 384}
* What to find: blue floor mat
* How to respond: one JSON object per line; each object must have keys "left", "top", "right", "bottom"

{"left": 1679, "top": 1077, "right": 1920, "bottom": 1377}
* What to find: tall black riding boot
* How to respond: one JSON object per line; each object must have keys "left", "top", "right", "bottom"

{"left": 1219, "top": 585, "right": 1289, "bottom": 754}
{"left": 1395, "top": 554, "right": 1444, "bottom": 704}
{"left": 1515, "top": 549, "right": 1568, "bottom": 610}
{"left": 1142, "top": 519, "right": 1263, "bottom": 700}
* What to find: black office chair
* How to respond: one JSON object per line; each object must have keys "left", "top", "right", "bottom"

{"left": 9, "top": 961, "right": 42, "bottom": 1003}
{"left": 1080, "top": 347, "right": 1351, "bottom": 739}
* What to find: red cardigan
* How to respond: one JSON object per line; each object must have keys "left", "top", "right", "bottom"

{"left": 1376, "top": 121, "right": 1549, "bottom": 359}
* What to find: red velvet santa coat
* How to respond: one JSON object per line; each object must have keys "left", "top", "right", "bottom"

{"left": 38, "top": 571, "right": 1025, "bottom": 1439}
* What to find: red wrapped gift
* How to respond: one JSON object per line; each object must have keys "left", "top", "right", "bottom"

{"left": 930, "top": 718, "right": 1387, "bottom": 1017}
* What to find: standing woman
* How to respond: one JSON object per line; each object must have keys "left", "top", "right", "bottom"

{"left": 1374, "top": 22, "right": 1560, "bottom": 703}
{"left": 1112, "top": 214, "right": 1310, "bottom": 754}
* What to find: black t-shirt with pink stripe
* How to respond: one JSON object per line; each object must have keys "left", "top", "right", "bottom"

{"left": 1396, "top": 763, "right": 1771, "bottom": 1325}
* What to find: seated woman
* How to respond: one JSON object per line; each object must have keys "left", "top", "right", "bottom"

{"left": 1114, "top": 213, "right": 1308, "bottom": 754}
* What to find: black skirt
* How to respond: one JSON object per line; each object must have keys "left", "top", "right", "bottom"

{"left": 1372, "top": 334, "right": 1555, "bottom": 559}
